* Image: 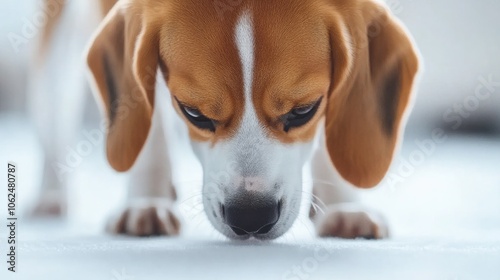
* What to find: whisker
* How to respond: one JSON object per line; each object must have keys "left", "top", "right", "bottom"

{"left": 282, "top": 226, "right": 298, "bottom": 243}
{"left": 179, "top": 191, "right": 217, "bottom": 202}
{"left": 182, "top": 202, "right": 205, "bottom": 216}
{"left": 191, "top": 214, "right": 210, "bottom": 233}
{"left": 184, "top": 208, "right": 205, "bottom": 220}
{"left": 309, "top": 193, "right": 328, "bottom": 208}
{"left": 310, "top": 201, "right": 325, "bottom": 215}
{"left": 295, "top": 190, "right": 327, "bottom": 215}
{"left": 301, "top": 178, "right": 340, "bottom": 188}
{"left": 288, "top": 209, "right": 315, "bottom": 239}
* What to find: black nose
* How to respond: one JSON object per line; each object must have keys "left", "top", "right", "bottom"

{"left": 222, "top": 200, "right": 281, "bottom": 235}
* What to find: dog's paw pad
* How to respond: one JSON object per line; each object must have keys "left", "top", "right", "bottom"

{"left": 314, "top": 205, "right": 388, "bottom": 239}
{"left": 107, "top": 200, "right": 181, "bottom": 236}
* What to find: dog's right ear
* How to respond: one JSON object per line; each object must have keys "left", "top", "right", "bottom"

{"left": 87, "top": 3, "right": 159, "bottom": 171}
{"left": 323, "top": 0, "right": 420, "bottom": 188}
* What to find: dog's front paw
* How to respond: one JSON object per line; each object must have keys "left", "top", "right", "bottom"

{"left": 107, "top": 199, "right": 181, "bottom": 236}
{"left": 314, "top": 204, "right": 388, "bottom": 239}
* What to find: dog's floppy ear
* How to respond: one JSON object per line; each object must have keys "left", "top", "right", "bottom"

{"left": 87, "top": 3, "right": 159, "bottom": 171}
{"left": 324, "top": 0, "right": 420, "bottom": 187}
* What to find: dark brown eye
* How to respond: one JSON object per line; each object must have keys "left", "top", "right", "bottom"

{"left": 282, "top": 97, "right": 323, "bottom": 132}
{"left": 176, "top": 99, "right": 216, "bottom": 132}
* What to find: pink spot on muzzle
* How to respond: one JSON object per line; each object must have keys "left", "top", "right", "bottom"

{"left": 243, "top": 177, "right": 266, "bottom": 192}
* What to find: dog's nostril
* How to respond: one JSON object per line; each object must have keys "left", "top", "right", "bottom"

{"left": 257, "top": 200, "right": 281, "bottom": 234}
{"left": 256, "top": 223, "right": 274, "bottom": 234}
{"left": 220, "top": 203, "right": 226, "bottom": 219}
{"left": 225, "top": 200, "right": 281, "bottom": 235}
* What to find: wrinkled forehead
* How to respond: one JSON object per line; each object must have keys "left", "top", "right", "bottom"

{"left": 159, "top": 0, "right": 330, "bottom": 104}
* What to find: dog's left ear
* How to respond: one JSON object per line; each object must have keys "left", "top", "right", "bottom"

{"left": 86, "top": 3, "right": 160, "bottom": 171}
{"left": 324, "top": 0, "right": 420, "bottom": 188}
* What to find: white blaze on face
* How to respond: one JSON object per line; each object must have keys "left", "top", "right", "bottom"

{"left": 191, "top": 10, "right": 313, "bottom": 197}
{"left": 235, "top": 11, "right": 254, "bottom": 110}
{"left": 232, "top": 11, "right": 269, "bottom": 180}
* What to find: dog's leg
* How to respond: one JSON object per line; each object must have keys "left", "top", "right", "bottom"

{"left": 106, "top": 97, "right": 180, "bottom": 236}
{"left": 28, "top": 0, "right": 91, "bottom": 217}
{"left": 309, "top": 130, "right": 389, "bottom": 239}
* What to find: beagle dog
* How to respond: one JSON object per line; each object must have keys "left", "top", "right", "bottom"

{"left": 39, "top": 0, "right": 420, "bottom": 240}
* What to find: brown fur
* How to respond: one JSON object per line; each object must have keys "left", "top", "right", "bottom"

{"left": 98, "top": 0, "right": 116, "bottom": 16}
{"left": 323, "top": 0, "right": 419, "bottom": 187}
{"left": 87, "top": 0, "right": 419, "bottom": 187}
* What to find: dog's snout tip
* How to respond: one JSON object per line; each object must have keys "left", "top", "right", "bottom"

{"left": 224, "top": 199, "right": 281, "bottom": 236}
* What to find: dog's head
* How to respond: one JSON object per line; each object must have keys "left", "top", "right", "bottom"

{"left": 87, "top": 0, "right": 419, "bottom": 239}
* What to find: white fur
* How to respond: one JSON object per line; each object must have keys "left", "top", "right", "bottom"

{"left": 190, "top": 11, "right": 315, "bottom": 239}
{"left": 27, "top": 0, "right": 101, "bottom": 214}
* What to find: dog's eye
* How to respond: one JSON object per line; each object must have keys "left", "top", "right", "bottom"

{"left": 184, "top": 106, "right": 203, "bottom": 118}
{"left": 177, "top": 100, "right": 216, "bottom": 132}
{"left": 282, "top": 97, "right": 322, "bottom": 132}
